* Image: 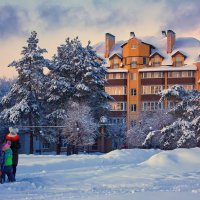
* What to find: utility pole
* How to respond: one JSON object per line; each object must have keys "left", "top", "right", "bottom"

{"left": 28, "top": 57, "right": 33, "bottom": 154}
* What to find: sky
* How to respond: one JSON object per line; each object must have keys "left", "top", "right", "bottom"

{"left": 0, "top": 0, "right": 199, "bottom": 78}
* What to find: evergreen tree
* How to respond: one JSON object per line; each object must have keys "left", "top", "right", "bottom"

{"left": 44, "top": 37, "right": 110, "bottom": 153}
{"left": 0, "top": 31, "right": 50, "bottom": 153}
{"left": 159, "top": 85, "right": 200, "bottom": 149}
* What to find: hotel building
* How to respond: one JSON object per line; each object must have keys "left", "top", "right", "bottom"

{"left": 94, "top": 30, "right": 200, "bottom": 129}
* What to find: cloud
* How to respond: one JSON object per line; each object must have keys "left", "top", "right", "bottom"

{"left": 37, "top": 1, "right": 138, "bottom": 31}
{"left": 0, "top": 5, "right": 29, "bottom": 39}
{"left": 162, "top": 0, "right": 200, "bottom": 32}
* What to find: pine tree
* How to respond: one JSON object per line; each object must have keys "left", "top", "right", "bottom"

{"left": 44, "top": 37, "right": 110, "bottom": 153}
{"left": 159, "top": 85, "right": 200, "bottom": 149}
{"left": 0, "top": 31, "right": 50, "bottom": 153}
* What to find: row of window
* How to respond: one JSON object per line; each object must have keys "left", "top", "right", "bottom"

{"left": 105, "top": 84, "right": 193, "bottom": 96}
{"left": 106, "top": 73, "right": 127, "bottom": 79}
{"left": 105, "top": 86, "right": 126, "bottom": 95}
{"left": 168, "top": 71, "right": 194, "bottom": 78}
{"left": 109, "top": 99, "right": 179, "bottom": 113}
{"left": 115, "top": 57, "right": 184, "bottom": 68}
{"left": 142, "top": 101, "right": 164, "bottom": 111}
{"left": 141, "top": 71, "right": 194, "bottom": 79}
{"left": 106, "top": 71, "right": 194, "bottom": 80}
{"left": 142, "top": 85, "right": 164, "bottom": 94}
{"left": 108, "top": 118, "right": 126, "bottom": 125}
{"left": 109, "top": 102, "right": 137, "bottom": 112}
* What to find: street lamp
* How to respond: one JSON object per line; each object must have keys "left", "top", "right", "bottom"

{"left": 99, "top": 116, "right": 107, "bottom": 153}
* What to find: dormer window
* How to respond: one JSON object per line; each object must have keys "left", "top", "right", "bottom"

{"left": 113, "top": 57, "right": 119, "bottom": 68}
{"left": 154, "top": 57, "right": 160, "bottom": 67}
{"left": 175, "top": 56, "right": 182, "bottom": 66}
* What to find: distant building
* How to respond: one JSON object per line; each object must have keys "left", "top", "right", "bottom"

{"left": 94, "top": 30, "right": 200, "bottom": 129}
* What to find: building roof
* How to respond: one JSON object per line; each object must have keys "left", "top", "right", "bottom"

{"left": 138, "top": 65, "right": 197, "bottom": 72}
{"left": 142, "top": 36, "right": 200, "bottom": 65}
{"left": 93, "top": 36, "right": 200, "bottom": 66}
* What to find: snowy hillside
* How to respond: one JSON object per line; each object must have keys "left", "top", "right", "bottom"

{"left": 1, "top": 148, "right": 200, "bottom": 200}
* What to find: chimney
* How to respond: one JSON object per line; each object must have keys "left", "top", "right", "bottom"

{"left": 105, "top": 33, "right": 115, "bottom": 58}
{"left": 130, "top": 32, "right": 135, "bottom": 38}
{"left": 167, "top": 30, "right": 176, "bottom": 54}
{"left": 162, "top": 30, "right": 166, "bottom": 37}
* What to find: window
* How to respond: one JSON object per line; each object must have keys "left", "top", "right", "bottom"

{"left": 175, "top": 56, "right": 182, "bottom": 66}
{"left": 131, "top": 120, "right": 136, "bottom": 127}
{"left": 131, "top": 104, "right": 137, "bottom": 112}
{"left": 143, "top": 57, "right": 147, "bottom": 65}
{"left": 108, "top": 74, "right": 113, "bottom": 79}
{"left": 109, "top": 118, "right": 125, "bottom": 125}
{"left": 107, "top": 73, "right": 127, "bottom": 79}
{"left": 142, "top": 72, "right": 163, "bottom": 79}
{"left": 105, "top": 86, "right": 126, "bottom": 95}
{"left": 113, "top": 57, "right": 119, "bottom": 68}
{"left": 168, "top": 71, "right": 194, "bottom": 78}
{"left": 153, "top": 57, "right": 161, "bottom": 67}
{"left": 131, "top": 57, "right": 137, "bottom": 68}
{"left": 130, "top": 73, "right": 137, "bottom": 80}
{"left": 142, "top": 101, "right": 164, "bottom": 111}
{"left": 110, "top": 102, "right": 126, "bottom": 111}
{"left": 142, "top": 85, "right": 164, "bottom": 94}
{"left": 131, "top": 88, "right": 137, "bottom": 96}
{"left": 131, "top": 44, "right": 137, "bottom": 49}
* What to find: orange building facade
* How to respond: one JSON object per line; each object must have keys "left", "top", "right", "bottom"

{"left": 95, "top": 31, "right": 200, "bottom": 129}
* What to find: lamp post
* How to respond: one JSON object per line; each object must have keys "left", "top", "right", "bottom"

{"left": 99, "top": 116, "right": 107, "bottom": 153}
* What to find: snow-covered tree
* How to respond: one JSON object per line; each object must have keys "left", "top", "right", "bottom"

{"left": 0, "top": 31, "right": 50, "bottom": 153}
{"left": 126, "top": 110, "right": 174, "bottom": 148}
{"left": 48, "top": 37, "right": 110, "bottom": 119}
{"left": 158, "top": 85, "right": 200, "bottom": 150}
{"left": 0, "top": 78, "right": 15, "bottom": 100}
{"left": 44, "top": 37, "right": 110, "bottom": 153}
{"left": 62, "top": 101, "right": 98, "bottom": 155}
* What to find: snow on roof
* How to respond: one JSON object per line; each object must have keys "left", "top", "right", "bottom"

{"left": 108, "top": 41, "right": 124, "bottom": 58}
{"left": 138, "top": 65, "right": 197, "bottom": 72}
{"left": 93, "top": 41, "right": 105, "bottom": 58}
{"left": 142, "top": 36, "right": 200, "bottom": 65}
{"left": 94, "top": 36, "right": 200, "bottom": 65}
{"left": 107, "top": 68, "right": 128, "bottom": 73}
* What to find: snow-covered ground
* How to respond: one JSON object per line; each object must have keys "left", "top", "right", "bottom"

{"left": 1, "top": 148, "right": 200, "bottom": 200}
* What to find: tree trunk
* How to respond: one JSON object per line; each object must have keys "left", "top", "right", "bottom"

{"left": 56, "top": 136, "right": 61, "bottom": 155}
{"left": 29, "top": 129, "right": 34, "bottom": 154}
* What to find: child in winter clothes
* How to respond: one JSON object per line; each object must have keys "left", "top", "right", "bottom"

{"left": 1, "top": 141, "right": 15, "bottom": 182}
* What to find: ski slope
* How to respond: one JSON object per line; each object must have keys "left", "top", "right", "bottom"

{"left": 0, "top": 148, "right": 200, "bottom": 200}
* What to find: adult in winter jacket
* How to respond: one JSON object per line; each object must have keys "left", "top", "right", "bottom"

{"left": 1, "top": 141, "right": 15, "bottom": 182}
{"left": 6, "top": 127, "right": 21, "bottom": 178}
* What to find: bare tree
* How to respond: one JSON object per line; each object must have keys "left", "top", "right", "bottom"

{"left": 126, "top": 109, "right": 174, "bottom": 148}
{"left": 62, "top": 101, "right": 98, "bottom": 155}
